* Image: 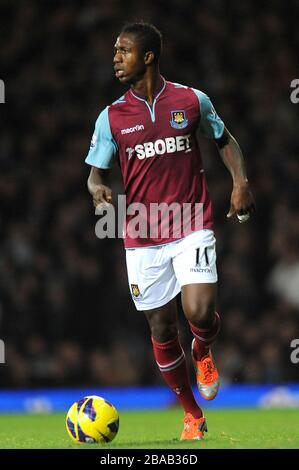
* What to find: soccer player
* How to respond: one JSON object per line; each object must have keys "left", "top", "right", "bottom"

{"left": 86, "top": 22, "right": 255, "bottom": 440}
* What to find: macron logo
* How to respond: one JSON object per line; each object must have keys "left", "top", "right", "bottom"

{"left": 121, "top": 124, "right": 144, "bottom": 135}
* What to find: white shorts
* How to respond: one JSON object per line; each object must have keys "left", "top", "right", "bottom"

{"left": 125, "top": 229, "right": 218, "bottom": 311}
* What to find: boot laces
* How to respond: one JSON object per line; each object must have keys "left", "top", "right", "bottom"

{"left": 183, "top": 415, "right": 192, "bottom": 431}
{"left": 201, "top": 356, "right": 215, "bottom": 384}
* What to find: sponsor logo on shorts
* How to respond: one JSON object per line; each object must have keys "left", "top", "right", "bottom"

{"left": 131, "top": 284, "right": 141, "bottom": 298}
{"left": 190, "top": 267, "right": 213, "bottom": 273}
{"left": 170, "top": 110, "right": 188, "bottom": 129}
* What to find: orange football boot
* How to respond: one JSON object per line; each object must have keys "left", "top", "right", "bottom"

{"left": 180, "top": 413, "right": 208, "bottom": 441}
{"left": 191, "top": 338, "right": 220, "bottom": 400}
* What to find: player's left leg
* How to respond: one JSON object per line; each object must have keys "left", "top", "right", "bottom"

{"left": 181, "top": 282, "right": 220, "bottom": 400}
{"left": 171, "top": 230, "right": 220, "bottom": 401}
{"left": 125, "top": 244, "right": 207, "bottom": 439}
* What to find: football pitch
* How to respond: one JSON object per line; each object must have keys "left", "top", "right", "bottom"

{"left": 0, "top": 408, "right": 299, "bottom": 449}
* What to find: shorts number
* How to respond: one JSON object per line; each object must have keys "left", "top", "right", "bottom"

{"left": 195, "top": 247, "right": 209, "bottom": 266}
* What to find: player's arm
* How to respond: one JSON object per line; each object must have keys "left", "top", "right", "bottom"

{"left": 215, "top": 128, "right": 256, "bottom": 220}
{"left": 195, "top": 89, "right": 255, "bottom": 222}
{"left": 85, "top": 106, "right": 117, "bottom": 208}
{"left": 87, "top": 167, "right": 112, "bottom": 208}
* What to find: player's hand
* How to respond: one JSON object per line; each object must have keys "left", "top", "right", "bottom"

{"left": 227, "top": 182, "right": 256, "bottom": 223}
{"left": 92, "top": 184, "right": 113, "bottom": 210}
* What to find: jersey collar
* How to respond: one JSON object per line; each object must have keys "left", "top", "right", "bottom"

{"left": 129, "top": 77, "right": 166, "bottom": 103}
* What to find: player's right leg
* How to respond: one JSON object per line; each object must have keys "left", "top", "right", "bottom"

{"left": 144, "top": 301, "right": 207, "bottom": 440}
{"left": 125, "top": 246, "right": 207, "bottom": 440}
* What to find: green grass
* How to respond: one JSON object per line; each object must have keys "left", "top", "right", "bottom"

{"left": 0, "top": 408, "right": 299, "bottom": 449}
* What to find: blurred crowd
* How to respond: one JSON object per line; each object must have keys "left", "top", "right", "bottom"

{"left": 0, "top": 0, "right": 298, "bottom": 388}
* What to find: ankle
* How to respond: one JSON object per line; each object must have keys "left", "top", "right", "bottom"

{"left": 193, "top": 339, "right": 209, "bottom": 361}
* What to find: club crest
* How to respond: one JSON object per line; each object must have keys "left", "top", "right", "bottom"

{"left": 170, "top": 110, "right": 188, "bottom": 129}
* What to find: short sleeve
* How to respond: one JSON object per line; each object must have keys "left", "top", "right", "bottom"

{"left": 85, "top": 107, "right": 118, "bottom": 169}
{"left": 192, "top": 89, "right": 225, "bottom": 139}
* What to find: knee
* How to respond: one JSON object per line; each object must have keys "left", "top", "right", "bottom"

{"left": 184, "top": 298, "right": 215, "bottom": 328}
{"left": 148, "top": 316, "right": 177, "bottom": 343}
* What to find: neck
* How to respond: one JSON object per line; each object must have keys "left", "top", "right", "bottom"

{"left": 131, "top": 68, "right": 163, "bottom": 105}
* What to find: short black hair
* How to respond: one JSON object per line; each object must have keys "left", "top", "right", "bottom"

{"left": 120, "top": 21, "right": 163, "bottom": 64}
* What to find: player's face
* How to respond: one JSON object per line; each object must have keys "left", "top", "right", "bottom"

{"left": 113, "top": 33, "right": 146, "bottom": 85}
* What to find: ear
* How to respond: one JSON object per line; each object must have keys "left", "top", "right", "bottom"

{"left": 144, "top": 51, "right": 155, "bottom": 65}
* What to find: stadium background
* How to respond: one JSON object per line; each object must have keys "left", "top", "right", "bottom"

{"left": 0, "top": 0, "right": 298, "bottom": 405}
